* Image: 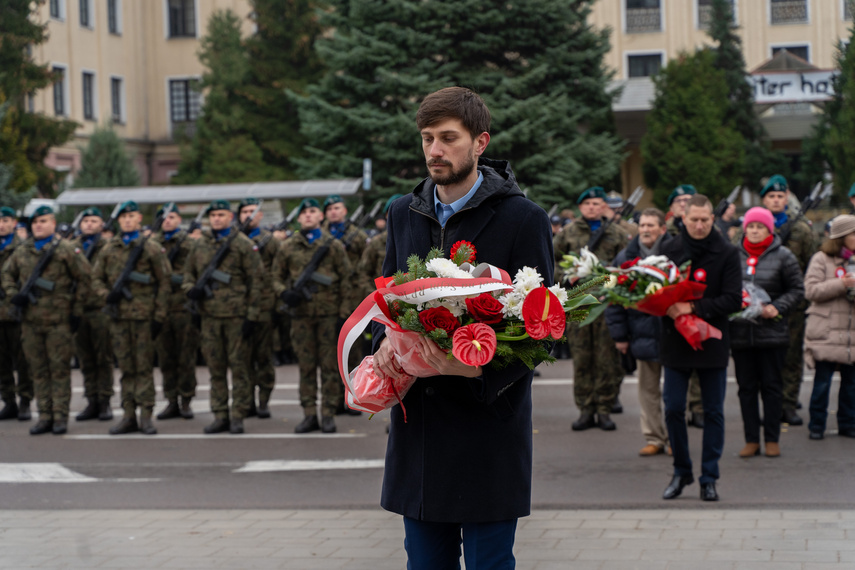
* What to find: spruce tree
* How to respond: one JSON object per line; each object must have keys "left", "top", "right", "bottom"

{"left": 0, "top": 95, "right": 37, "bottom": 195}
{"left": 641, "top": 50, "right": 745, "bottom": 207}
{"left": 74, "top": 125, "right": 139, "bottom": 188}
{"left": 292, "top": 0, "right": 624, "bottom": 204}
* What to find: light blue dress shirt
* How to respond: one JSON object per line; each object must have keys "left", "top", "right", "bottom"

{"left": 433, "top": 171, "right": 484, "bottom": 228}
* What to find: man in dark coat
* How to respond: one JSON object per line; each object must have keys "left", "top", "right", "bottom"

{"left": 372, "top": 87, "right": 553, "bottom": 569}
{"left": 658, "top": 194, "right": 742, "bottom": 502}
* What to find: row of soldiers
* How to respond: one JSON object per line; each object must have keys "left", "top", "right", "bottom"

{"left": 553, "top": 176, "right": 818, "bottom": 432}
{"left": 0, "top": 194, "right": 399, "bottom": 436}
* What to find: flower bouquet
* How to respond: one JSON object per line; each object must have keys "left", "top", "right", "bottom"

{"left": 337, "top": 241, "right": 602, "bottom": 417}
{"left": 730, "top": 282, "right": 779, "bottom": 323}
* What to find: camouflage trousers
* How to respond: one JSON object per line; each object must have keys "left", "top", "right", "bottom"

{"left": 156, "top": 311, "right": 198, "bottom": 401}
{"left": 291, "top": 316, "right": 342, "bottom": 417}
{"left": 782, "top": 308, "right": 806, "bottom": 411}
{"left": 75, "top": 310, "right": 114, "bottom": 401}
{"left": 247, "top": 318, "right": 275, "bottom": 403}
{"left": 200, "top": 316, "right": 251, "bottom": 420}
{"left": 0, "top": 321, "right": 32, "bottom": 402}
{"left": 21, "top": 322, "right": 73, "bottom": 421}
{"left": 109, "top": 320, "right": 156, "bottom": 414}
{"left": 568, "top": 316, "right": 624, "bottom": 414}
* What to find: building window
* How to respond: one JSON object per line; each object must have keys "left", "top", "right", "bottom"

{"left": 771, "top": 0, "right": 808, "bottom": 24}
{"left": 167, "top": 0, "right": 196, "bottom": 38}
{"left": 79, "top": 0, "right": 91, "bottom": 27}
{"left": 169, "top": 79, "right": 201, "bottom": 136}
{"left": 50, "top": 0, "right": 64, "bottom": 19}
{"left": 628, "top": 54, "right": 662, "bottom": 78}
{"left": 111, "top": 77, "right": 124, "bottom": 123}
{"left": 52, "top": 66, "right": 67, "bottom": 116}
{"left": 626, "top": 0, "right": 661, "bottom": 33}
{"left": 772, "top": 45, "right": 810, "bottom": 62}
{"left": 27, "top": 92, "right": 35, "bottom": 113}
{"left": 108, "top": 0, "right": 121, "bottom": 34}
{"left": 698, "top": 0, "right": 735, "bottom": 29}
{"left": 82, "top": 72, "right": 95, "bottom": 120}
{"left": 846, "top": 0, "right": 852, "bottom": 21}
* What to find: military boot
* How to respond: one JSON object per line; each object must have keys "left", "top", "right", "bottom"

{"left": 30, "top": 419, "right": 53, "bottom": 435}
{"left": 156, "top": 399, "right": 181, "bottom": 420}
{"left": 294, "top": 415, "right": 319, "bottom": 434}
{"left": 98, "top": 399, "right": 113, "bottom": 421}
{"left": 179, "top": 396, "right": 194, "bottom": 419}
{"left": 256, "top": 395, "right": 271, "bottom": 419}
{"left": 75, "top": 398, "right": 99, "bottom": 421}
{"left": 229, "top": 418, "right": 244, "bottom": 434}
{"left": 109, "top": 412, "right": 139, "bottom": 435}
{"left": 52, "top": 419, "right": 68, "bottom": 435}
{"left": 139, "top": 410, "right": 157, "bottom": 435}
{"left": 321, "top": 416, "right": 337, "bottom": 434}
{"left": 246, "top": 399, "right": 258, "bottom": 418}
{"left": 17, "top": 398, "right": 31, "bottom": 421}
{"left": 203, "top": 418, "right": 230, "bottom": 434}
{"left": 0, "top": 399, "right": 19, "bottom": 421}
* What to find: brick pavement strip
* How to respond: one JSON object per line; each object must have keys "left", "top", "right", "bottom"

{"left": 0, "top": 510, "right": 854, "bottom": 569}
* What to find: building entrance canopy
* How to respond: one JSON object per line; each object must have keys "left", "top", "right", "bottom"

{"left": 749, "top": 49, "right": 837, "bottom": 105}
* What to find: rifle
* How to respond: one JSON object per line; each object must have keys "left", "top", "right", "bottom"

{"left": 10, "top": 236, "right": 61, "bottom": 322}
{"left": 586, "top": 187, "right": 644, "bottom": 251}
{"left": 280, "top": 242, "right": 334, "bottom": 311}
{"left": 546, "top": 204, "right": 559, "bottom": 218}
{"left": 102, "top": 203, "right": 122, "bottom": 235}
{"left": 102, "top": 204, "right": 171, "bottom": 319}
{"left": 187, "top": 199, "right": 264, "bottom": 313}
{"left": 357, "top": 199, "right": 384, "bottom": 228}
{"left": 779, "top": 182, "right": 832, "bottom": 245}
{"left": 168, "top": 207, "right": 206, "bottom": 265}
{"left": 714, "top": 186, "right": 741, "bottom": 219}
{"left": 60, "top": 211, "right": 85, "bottom": 238}
{"left": 273, "top": 203, "right": 302, "bottom": 233}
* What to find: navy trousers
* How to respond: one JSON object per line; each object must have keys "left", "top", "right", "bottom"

{"left": 403, "top": 517, "right": 517, "bottom": 570}
{"left": 809, "top": 360, "right": 855, "bottom": 434}
{"left": 663, "top": 366, "right": 726, "bottom": 484}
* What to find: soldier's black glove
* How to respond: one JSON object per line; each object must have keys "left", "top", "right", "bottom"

{"left": 69, "top": 316, "right": 81, "bottom": 333}
{"left": 186, "top": 286, "right": 205, "bottom": 301}
{"left": 151, "top": 321, "right": 163, "bottom": 340}
{"left": 280, "top": 290, "right": 302, "bottom": 308}
{"left": 105, "top": 291, "right": 123, "bottom": 304}
{"left": 241, "top": 319, "right": 257, "bottom": 340}
{"left": 10, "top": 293, "right": 27, "bottom": 307}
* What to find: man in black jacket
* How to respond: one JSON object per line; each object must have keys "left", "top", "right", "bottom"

{"left": 372, "top": 87, "right": 553, "bottom": 569}
{"left": 658, "top": 195, "right": 742, "bottom": 502}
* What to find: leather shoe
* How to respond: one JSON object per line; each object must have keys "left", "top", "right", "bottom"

{"left": 109, "top": 415, "right": 139, "bottom": 435}
{"left": 597, "top": 413, "right": 616, "bottom": 431}
{"left": 700, "top": 482, "right": 719, "bottom": 501}
{"left": 739, "top": 443, "right": 760, "bottom": 458}
{"left": 52, "top": 420, "right": 67, "bottom": 435}
{"left": 294, "top": 415, "right": 320, "bottom": 434}
{"left": 662, "top": 474, "right": 693, "bottom": 500}
{"left": 230, "top": 418, "right": 244, "bottom": 434}
{"left": 839, "top": 427, "right": 855, "bottom": 438}
{"left": 782, "top": 408, "right": 803, "bottom": 426}
{"left": 688, "top": 411, "right": 704, "bottom": 429}
{"left": 204, "top": 418, "right": 230, "bottom": 434}
{"left": 765, "top": 442, "right": 780, "bottom": 457}
{"left": 321, "top": 416, "right": 336, "bottom": 433}
{"left": 156, "top": 400, "right": 181, "bottom": 420}
{"left": 179, "top": 397, "right": 194, "bottom": 419}
{"left": 29, "top": 419, "right": 53, "bottom": 435}
{"left": 611, "top": 397, "right": 623, "bottom": 414}
{"left": 639, "top": 444, "right": 664, "bottom": 456}
{"left": 809, "top": 430, "right": 824, "bottom": 440}
{"left": 75, "top": 398, "right": 99, "bottom": 421}
{"left": 572, "top": 412, "right": 596, "bottom": 431}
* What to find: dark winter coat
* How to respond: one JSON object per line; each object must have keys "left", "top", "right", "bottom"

{"left": 376, "top": 157, "right": 554, "bottom": 523}
{"left": 729, "top": 236, "right": 804, "bottom": 350}
{"left": 605, "top": 233, "right": 672, "bottom": 362}
{"left": 658, "top": 227, "right": 742, "bottom": 369}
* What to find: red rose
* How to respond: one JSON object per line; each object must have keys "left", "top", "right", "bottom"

{"left": 419, "top": 307, "right": 461, "bottom": 335}
{"left": 465, "top": 293, "right": 505, "bottom": 324}
{"left": 620, "top": 257, "right": 641, "bottom": 270}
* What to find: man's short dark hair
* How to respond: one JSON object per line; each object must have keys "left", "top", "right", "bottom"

{"left": 687, "top": 194, "right": 713, "bottom": 213}
{"left": 416, "top": 87, "right": 491, "bottom": 139}
{"left": 639, "top": 207, "right": 666, "bottom": 227}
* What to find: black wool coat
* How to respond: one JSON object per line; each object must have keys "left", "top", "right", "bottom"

{"left": 658, "top": 227, "right": 742, "bottom": 369}
{"left": 375, "top": 157, "right": 554, "bottom": 523}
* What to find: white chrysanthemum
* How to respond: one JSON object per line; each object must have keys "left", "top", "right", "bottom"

{"left": 514, "top": 266, "right": 543, "bottom": 285}
{"left": 426, "top": 258, "right": 472, "bottom": 279}
{"left": 499, "top": 291, "right": 524, "bottom": 319}
{"left": 645, "top": 282, "right": 663, "bottom": 295}
{"left": 548, "top": 284, "right": 568, "bottom": 305}
{"left": 602, "top": 275, "right": 618, "bottom": 289}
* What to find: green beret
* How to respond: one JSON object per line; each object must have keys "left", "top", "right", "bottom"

{"left": 206, "top": 199, "right": 232, "bottom": 214}
{"left": 383, "top": 194, "right": 404, "bottom": 214}
{"left": 849, "top": 183, "right": 855, "bottom": 198}
{"left": 323, "top": 195, "right": 344, "bottom": 210}
{"left": 667, "top": 184, "right": 697, "bottom": 205}
{"left": 117, "top": 200, "right": 139, "bottom": 215}
{"left": 0, "top": 206, "right": 16, "bottom": 218}
{"left": 760, "top": 175, "right": 788, "bottom": 196}
{"left": 29, "top": 205, "right": 54, "bottom": 222}
{"left": 576, "top": 186, "right": 607, "bottom": 205}
{"left": 80, "top": 206, "right": 103, "bottom": 219}
{"left": 156, "top": 203, "right": 179, "bottom": 218}
{"left": 297, "top": 198, "right": 321, "bottom": 216}
{"left": 238, "top": 197, "right": 260, "bottom": 211}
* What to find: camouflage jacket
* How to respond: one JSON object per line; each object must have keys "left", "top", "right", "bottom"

{"left": 72, "top": 233, "right": 109, "bottom": 311}
{"left": 357, "top": 230, "right": 386, "bottom": 301}
{"left": 0, "top": 234, "right": 24, "bottom": 322}
{"left": 248, "top": 228, "right": 280, "bottom": 319}
{"left": 1, "top": 235, "right": 92, "bottom": 324}
{"left": 553, "top": 217, "right": 628, "bottom": 283}
{"left": 665, "top": 215, "right": 683, "bottom": 236}
{"left": 91, "top": 235, "right": 172, "bottom": 322}
{"left": 181, "top": 228, "right": 263, "bottom": 321}
{"left": 322, "top": 219, "right": 367, "bottom": 273}
{"left": 272, "top": 230, "right": 351, "bottom": 319}
{"left": 151, "top": 229, "right": 195, "bottom": 312}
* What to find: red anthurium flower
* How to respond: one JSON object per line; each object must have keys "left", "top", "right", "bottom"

{"left": 452, "top": 324, "right": 497, "bottom": 367}
{"left": 450, "top": 240, "right": 477, "bottom": 265}
{"left": 522, "top": 286, "right": 565, "bottom": 340}
{"left": 620, "top": 256, "right": 641, "bottom": 270}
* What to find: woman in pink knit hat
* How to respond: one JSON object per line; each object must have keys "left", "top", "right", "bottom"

{"left": 730, "top": 207, "right": 804, "bottom": 458}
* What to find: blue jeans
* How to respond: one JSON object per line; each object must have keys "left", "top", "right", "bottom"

{"left": 663, "top": 367, "right": 727, "bottom": 484}
{"left": 403, "top": 517, "right": 517, "bottom": 570}
{"left": 809, "top": 361, "right": 855, "bottom": 433}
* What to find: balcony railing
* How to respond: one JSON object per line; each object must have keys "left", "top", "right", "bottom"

{"left": 770, "top": 0, "right": 808, "bottom": 24}
{"left": 626, "top": 7, "right": 661, "bottom": 33}
{"left": 697, "top": 1, "right": 735, "bottom": 29}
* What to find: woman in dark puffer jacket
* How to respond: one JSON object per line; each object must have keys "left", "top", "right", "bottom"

{"left": 731, "top": 208, "right": 804, "bottom": 459}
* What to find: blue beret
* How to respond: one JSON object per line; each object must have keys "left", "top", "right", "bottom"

{"left": 667, "top": 184, "right": 697, "bottom": 205}
{"left": 29, "top": 205, "right": 54, "bottom": 221}
{"left": 117, "top": 200, "right": 139, "bottom": 214}
{"left": 156, "top": 203, "right": 179, "bottom": 218}
{"left": 80, "top": 207, "right": 103, "bottom": 219}
{"left": 0, "top": 206, "right": 16, "bottom": 218}
{"left": 297, "top": 198, "right": 321, "bottom": 216}
{"left": 238, "top": 197, "right": 260, "bottom": 210}
{"left": 576, "top": 186, "right": 607, "bottom": 205}
{"left": 761, "top": 175, "right": 788, "bottom": 196}
{"left": 207, "top": 199, "right": 232, "bottom": 213}
{"left": 323, "top": 195, "right": 344, "bottom": 210}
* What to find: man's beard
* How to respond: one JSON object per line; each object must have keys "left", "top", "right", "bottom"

{"left": 427, "top": 150, "right": 477, "bottom": 187}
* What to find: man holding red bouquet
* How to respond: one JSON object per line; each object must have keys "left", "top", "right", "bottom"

{"left": 658, "top": 194, "right": 742, "bottom": 502}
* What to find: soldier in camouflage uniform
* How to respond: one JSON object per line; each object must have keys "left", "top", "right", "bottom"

{"left": 72, "top": 207, "right": 115, "bottom": 422}
{"left": 2, "top": 206, "right": 91, "bottom": 435}
{"left": 91, "top": 201, "right": 171, "bottom": 435}
{"left": 183, "top": 199, "right": 263, "bottom": 435}
{"left": 357, "top": 194, "right": 403, "bottom": 298}
{"left": 273, "top": 198, "right": 352, "bottom": 434}
{"left": 151, "top": 204, "right": 199, "bottom": 421}
{"left": 553, "top": 187, "right": 628, "bottom": 431}
{"left": 605, "top": 191, "right": 638, "bottom": 241}
{"left": 0, "top": 206, "right": 32, "bottom": 421}
{"left": 238, "top": 197, "right": 280, "bottom": 419}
